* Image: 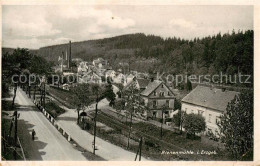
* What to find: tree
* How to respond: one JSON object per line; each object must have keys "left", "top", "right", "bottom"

{"left": 116, "top": 83, "right": 124, "bottom": 98}
{"left": 174, "top": 98, "right": 181, "bottom": 111}
{"left": 71, "top": 83, "right": 93, "bottom": 124}
{"left": 2, "top": 48, "right": 51, "bottom": 105}
{"left": 103, "top": 82, "right": 116, "bottom": 106}
{"left": 172, "top": 110, "right": 186, "bottom": 134}
{"left": 91, "top": 83, "right": 105, "bottom": 155}
{"left": 160, "top": 104, "right": 168, "bottom": 139}
{"left": 186, "top": 78, "right": 192, "bottom": 91}
{"left": 114, "top": 99, "right": 126, "bottom": 119}
{"left": 217, "top": 90, "right": 253, "bottom": 160}
{"left": 124, "top": 83, "right": 146, "bottom": 149}
{"left": 183, "top": 113, "right": 206, "bottom": 139}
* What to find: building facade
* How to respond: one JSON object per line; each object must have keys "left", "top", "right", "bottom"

{"left": 181, "top": 86, "right": 239, "bottom": 135}
{"left": 140, "top": 80, "right": 175, "bottom": 119}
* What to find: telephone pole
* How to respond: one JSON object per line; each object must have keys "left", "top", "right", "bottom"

{"left": 93, "top": 97, "right": 98, "bottom": 155}
{"left": 43, "top": 83, "right": 46, "bottom": 109}
{"left": 13, "top": 110, "right": 18, "bottom": 160}
{"left": 135, "top": 137, "right": 143, "bottom": 161}
{"left": 161, "top": 109, "right": 165, "bottom": 139}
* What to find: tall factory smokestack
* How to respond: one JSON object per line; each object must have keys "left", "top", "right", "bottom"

{"left": 68, "top": 41, "right": 72, "bottom": 68}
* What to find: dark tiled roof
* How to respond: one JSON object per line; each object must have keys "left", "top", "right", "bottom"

{"left": 140, "top": 80, "right": 162, "bottom": 96}
{"left": 136, "top": 78, "right": 150, "bottom": 89}
{"left": 106, "top": 70, "right": 115, "bottom": 75}
{"left": 181, "top": 86, "right": 239, "bottom": 112}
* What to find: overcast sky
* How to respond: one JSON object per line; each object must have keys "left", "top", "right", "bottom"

{"left": 2, "top": 5, "right": 253, "bottom": 49}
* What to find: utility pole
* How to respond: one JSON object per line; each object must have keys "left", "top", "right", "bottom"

{"left": 13, "top": 110, "right": 18, "bottom": 160}
{"left": 161, "top": 110, "right": 164, "bottom": 139}
{"left": 28, "top": 85, "right": 31, "bottom": 98}
{"left": 127, "top": 109, "right": 133, "bottom": 149}
{"left": 93, "top": 95, "right": 98, "bottom": 155}
{"left": 139, "top": 137, "right": 142, "bottom": 161}
{"left": 180, "top": 109, "right": 183, "bottom": 134}
{"left": 135, "top": 137, "right": 143, "bottom": 161}
{"left": 12, "top": 84, "right": 17, "bottom": 109}
{"left": 33, "top": 84, "right": 36, "bottom": 100}
{"left": 40, "top": 87, "right": 43, "bottom": 106}
{"left": 43, "top": 83, "right": 46, "bottom": 109}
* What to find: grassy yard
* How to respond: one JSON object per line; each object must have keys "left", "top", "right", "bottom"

{"left": 44, "top": 102, "right": 66, "bottom": 118}
{"left": 85, "top": 110, "right": 232, "bottom": 161}
{"left": 46, "top": 85, "right": 76, "bottom": 109}
{"left": 131, "top": 122, "right": 230, "bottom": 160}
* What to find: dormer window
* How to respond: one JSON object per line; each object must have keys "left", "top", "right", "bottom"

{"left": 168, "top": 91, "right": 171, "bottom": 96}
{"left": 160, "top": 92, "right": 165, "bottom": 96}
{"left": 161, "top": 84, "right": 164, "bottom": 88}
{"left": 154, "top": 92, "right": 157, "bottom": 96}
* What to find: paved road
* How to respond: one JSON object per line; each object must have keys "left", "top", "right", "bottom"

{"left": 15, "top": 88, "right": 87, "bottom": 160}
{"left": 56, "top": 99, "right": 150, "bottom": 161}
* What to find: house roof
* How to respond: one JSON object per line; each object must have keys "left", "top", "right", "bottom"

{"left": 136, "top": 78, "right": 150, "bottom": 89}
{"left": 106, "top": 70, "right": 115, "bottom": 75}
{"left": 127, "top": 74, "right": 135, "bottom": 79}
{"left": 101, "top": 65, "right": 111, "bottom": 70}
{"left": 93, "top": 58, "right": 106, "bottom": 64}
{"left": 140, "top": 80, "right": 162, "bottom": 96}
{"left": 181, "top": 86, "right": 239, "bottom": 112}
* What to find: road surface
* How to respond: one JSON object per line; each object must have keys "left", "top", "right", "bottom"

{"left": 56, "top": 99, "right": 150, "bottom": 161}
{"left": 15, "top": 88, "right": 87, "bottom": 160}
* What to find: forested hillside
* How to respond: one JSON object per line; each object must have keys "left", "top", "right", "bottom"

{"left": 3, "top": 30, "right": 253, "bottom": 78}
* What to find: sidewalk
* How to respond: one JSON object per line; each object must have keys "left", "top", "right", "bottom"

{"left": 55, "top": 99, "right": 150, "bottom": 161}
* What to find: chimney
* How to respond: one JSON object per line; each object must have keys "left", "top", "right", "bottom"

{"left": 68, "top": 41, "right": 72, "bottom": 68}
{"left": 61, "top": 51, "right": 64, "bottom": 72}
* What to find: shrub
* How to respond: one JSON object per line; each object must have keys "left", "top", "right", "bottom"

{"left": 183, "top": 113, "right": 206, "bottom": 139}
{"left": 45, "top": 102, "right": 66, "bottom": 118}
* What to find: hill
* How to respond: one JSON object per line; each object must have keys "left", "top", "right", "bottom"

{"left": 2, "top": 31, "right": 253, "bottom": 80}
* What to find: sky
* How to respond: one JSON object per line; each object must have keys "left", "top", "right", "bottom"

{"left": 2, "top": 5, "right": 253, "bottom": 49}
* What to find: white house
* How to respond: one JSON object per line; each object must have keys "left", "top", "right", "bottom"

{"left": 124, "top": 78, "right": 150, "bottom": 91}
{"left": 105, "top": 70, "right": 116, "bottom": 81}
{"left": 78, "top": 61, "right": 89, "bottom": 73}
{"left": 114, "top": 73, "right": 127, "bottom": 85}
{"left": 93, "top": 58, "right": 107, "bottom": 68}
{"left": 126, "top": 74, "right": 135, "bottom": 84}
{"left": 79, "top": 71, "right": 103, "bottom": 84}
{"left": 181, "top": 86, "right": 239, "bottom": 135}
{"left": 140, "top": 80, "right": 175, "bottom": 119}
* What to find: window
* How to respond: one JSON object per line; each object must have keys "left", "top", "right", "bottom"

{"left": 198, "top": 110, "right": 204, "bottom": 115}
{"left": 208, "top": 114, "right": 212, "bottom": 123}
{"left": 153, "top": 101, "right": 157, "bottom": 108}
{"left": 207, "top": 128, "right": 213, "bottom": 136}
{"left": 160, "top": 92, "right": 165, "bottom": 96}
{"left": 161, "top": 84, "right": 164, "bottom": 88}
{"left": 216, "top": 116, "right": 220, "bottom": 124}
{"left": 166, "top": 100, "right": 169, "bottom": 107}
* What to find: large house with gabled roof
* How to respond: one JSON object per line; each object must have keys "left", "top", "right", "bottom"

{"left": 181, "top": 85, "right": 239, "bottom": 135}
{"left": 124, "top": 77, "right": 150, "bottom": 92}
{"left": 140, "top": 80, "right": 175, "bottom": 119}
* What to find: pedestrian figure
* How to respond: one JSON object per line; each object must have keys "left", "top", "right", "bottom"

{"left": 32, "top": 129, "right": 36, "bottom": 140}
